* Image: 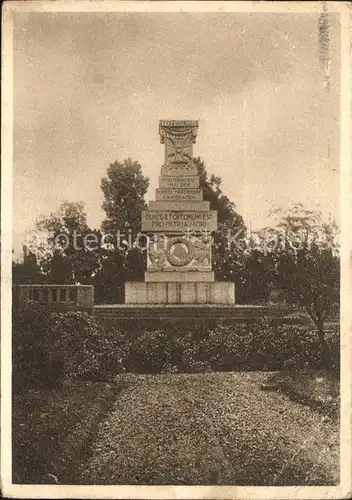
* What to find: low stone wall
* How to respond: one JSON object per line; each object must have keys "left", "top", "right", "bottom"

{"left": 14, "top": 285, "right": 94, "bottom": 312}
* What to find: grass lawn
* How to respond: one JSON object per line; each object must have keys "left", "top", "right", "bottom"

{"left": 13, "top": 371, "right": 339, "bottom": 486}
{"left": 262, "top": 370, "right": 340, "bottom": 418}
{"left": 12, "top": 381, "right": 121, "bottom": 484}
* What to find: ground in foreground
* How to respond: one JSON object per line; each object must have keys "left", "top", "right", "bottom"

{"left": 13, "top": 371, "right": 339, "bottom": 485}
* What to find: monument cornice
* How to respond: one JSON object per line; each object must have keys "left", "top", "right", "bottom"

{"left": 159, "top": 120, "right": 199, "bottom": 127}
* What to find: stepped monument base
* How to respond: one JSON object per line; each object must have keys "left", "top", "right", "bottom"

{"left": 125, "top": 281, "right": 235, "bottom": 305}
{"left": 93, "top": 304, "right": 294, "bottom": 330}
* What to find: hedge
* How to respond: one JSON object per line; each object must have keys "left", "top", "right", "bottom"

{"left": 12, "top": 304, "right": 126, "bottom": 391}
{"left": 12, "top": 305, "right": 340, "bottom": 391}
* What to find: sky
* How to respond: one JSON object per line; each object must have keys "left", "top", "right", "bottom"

{"left": 13, "top": 10, "right": 341, "bottom": 255}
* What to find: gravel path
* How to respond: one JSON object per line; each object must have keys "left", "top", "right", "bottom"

{"left": 78, "top": 372, "right": 339, "bottom": 485}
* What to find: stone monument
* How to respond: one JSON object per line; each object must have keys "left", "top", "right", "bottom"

{"left": 125, "top": 120, "right": 235, "bottom": 305}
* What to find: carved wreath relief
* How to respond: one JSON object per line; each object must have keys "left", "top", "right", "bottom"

{"left": 147, "top": 234, "right": 212, "bottom": 272}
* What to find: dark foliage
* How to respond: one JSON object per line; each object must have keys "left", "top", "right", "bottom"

{"left": 101, "top": 158, "right": 149, "bottom": 234}
{"left": 122, "top": 318, "right": 339, "bottom": 374}
{"left": 12, "top": 306, "right": 125, "bottom": 392}
{"left": 12, "top": 304, "right": 65, "bottom": 392}
{"left": 13, "top": 306, "right": 339, "bottom": 391}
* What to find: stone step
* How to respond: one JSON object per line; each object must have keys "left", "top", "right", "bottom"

{"left": 94, "top": 306, "right": 286, "bottom": 317}
{"left": 125, "top": 281, "right": 235, "bottom": 305}
{"left": 93, "top": 304, "right": 293, "bottom": 323}
{"left": 145, "top": 271, "right": 215, "bottom": 282}
{"left": 148, "top": 201, "right": 210, "bottom": 211}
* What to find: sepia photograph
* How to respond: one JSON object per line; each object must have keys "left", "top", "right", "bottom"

{"left": 1, "top": 1, "right": 350, "bottom": 499}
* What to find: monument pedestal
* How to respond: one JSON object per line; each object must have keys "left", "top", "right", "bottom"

{"left": 125, "top": 281, "right": 235, "bottom": 305}
{"left": 124, "top": 119, "right": 236, "bottom": 308}
{"left": 145, "top": 271, "right": 215, "bottom": 282}
{"left": 96, "top": 120, "right": 293, "bottom": 327}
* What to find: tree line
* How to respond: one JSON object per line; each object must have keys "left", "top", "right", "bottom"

{"left": 13, "top": 156, "right": 339, "bottom": 357}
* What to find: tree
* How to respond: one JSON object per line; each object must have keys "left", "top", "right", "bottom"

{"left": 35, "top": 201, "right": 101, "bottom": 284}
{"left": 195, "top": 157, "right": 245, "bottom": 230}
{"left": 194, "top": 157, "right": 248, "bottom": 296}
{"left": 101, "top": 158, "right": 149, "bottom": 234}
{"left": 91, "top": 246, "right": 126, "bottom": 304}
{"left": 12, "top": 247, "right": 46, "bottom": 285}
{"left": 272, "top": 204, "right": 339, "bottom": 367}
{"left": 97, "top": 158, "right": 150, "bottom": 302}
{"left": 241, "top": 246, "right": 276, "bottom": 304}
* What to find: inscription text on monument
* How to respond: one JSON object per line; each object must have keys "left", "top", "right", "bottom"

{"left": 141, "top": 210, "right": 217, "bottom": 232}
{"left": 156, "top": 188, "right": 203, "bottom": 201}
{"left": 159, "top": 176, "right": 200, "bottom": 189}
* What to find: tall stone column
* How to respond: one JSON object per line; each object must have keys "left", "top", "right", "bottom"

{"left": 125, "top": 120, "right": 235, "bottom": 304}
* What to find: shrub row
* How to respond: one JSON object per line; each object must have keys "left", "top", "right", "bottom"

{"left": 12, "top": 305, "right": 125, "bottom": 392}
{"left": 122, "top": 320, "right": 339, "bottom": 374}
{"left": 12, "top": 305, "right": 340, "bottom": 391}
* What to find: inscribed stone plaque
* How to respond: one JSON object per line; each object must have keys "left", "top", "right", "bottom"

{"left": 141, "top": 210, "right": 217, "bottom": 232}
{"left": 156, "top": 188, "right": 203, "bottom": 201}
{"left": 159, "top": 176, "right": 200, "bottom": 189}
{"left": 161, "top": 165, "right": 198, "bottom": 177}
